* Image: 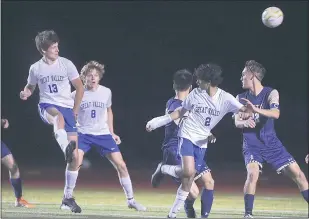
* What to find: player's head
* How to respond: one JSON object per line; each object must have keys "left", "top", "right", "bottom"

{"left": 173, "top": 69, "right": 193, "bottom": 92}
{"left": 241, "top": 60, "right": 266, "bottom": 89}
{"left": 194, "top": 63, "right": 223, "bottom": 89}
{"left": 35, "top": 30, "right": 59, "bottom": 60}
{"left": 80, "top": 61, "right": 105, "bottom": 89}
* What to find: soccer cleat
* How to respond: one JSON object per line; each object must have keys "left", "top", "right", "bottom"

{"left": 15, "top": 197, "right": 35, "bottom": 208}
{"left": 244, "top": 214, "right": 254, "bottom": 218}
{"left": 127, "top": 199, "right": 147, "bottom": 211}
{"left": 60, "top": 197, "right": 82, "bottom": 213}
{"left": 184, "top": 202, "right": 196, "bottom": 218}
{"left": 151, "top": 162, "right": 164, "bottom": 188}
{"left": 65, "top": 141, "right": 76, "bottom": 163}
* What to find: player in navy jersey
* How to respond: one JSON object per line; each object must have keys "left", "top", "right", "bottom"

{"left": 151, "top": 69, "right": 216, "bottom": 218}
{"left": 234, "top": 60, "right": 308, "bottom": 218}
{"left": 1, "top": 119, "right": 34, "bottom": 208}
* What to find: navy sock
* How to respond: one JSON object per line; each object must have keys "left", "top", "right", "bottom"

{"left": 244, "top": 194, "right": 255, "bottom": 215}
{"left": 201, "top": 188, "right": 214, "bottom": 218}
{"left": 10, "top": 178, "right": 22, "bottom": 199}
{"left": 301, "top": 189, "right": 308, "bottom": 203}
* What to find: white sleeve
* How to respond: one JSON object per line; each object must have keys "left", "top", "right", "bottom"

{"left": 27, "top": 65, "right": 37, "bottom": 85}
{"left": 107, "top": 90, "right": 112, "bottom": 107}
{"left": 182, "top": 91, "right": 195, "bottom": 110}
{"left": 226, "top": 93, "right": 244, "bottom": 113}
{"left": 268, "top": 89, "right": 279, "bottom": 104}
{"left": 268, "top": 89, "right": 280, "bottom": 109}
{"left": 66, "top": 60, "right": 80, "bottom": 81}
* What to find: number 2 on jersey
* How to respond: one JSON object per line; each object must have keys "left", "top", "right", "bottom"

{"left": 48, "top": 84, "right": 58, "bottom": 93}
{"left": 91, "top": 110, "right": 96, "bottom": 118}
{"left": 205, "top": 117, "right": 211, "bottom": 126}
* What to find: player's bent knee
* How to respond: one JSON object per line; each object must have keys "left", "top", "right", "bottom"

{"left": 116, "top": 160, "right": 128, "bottom": 174}
{"left": 183, "top": 168, "right": 196, "bottom": 179}
{"left": 247, "top": 170, "right": 259, "bottom": 183}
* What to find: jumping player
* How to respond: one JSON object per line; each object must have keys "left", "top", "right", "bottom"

{"left": 19, "top": 30, "right": 84, "bottom": 212}
{"left": 234, "top": 60, "right": 308, "bottom": 218}
{"left": 150, "top": 69, "right": 216, "bottom": 218}
{"left": 1, "top": 118, "right": 34, "bottom": 208}
{"left": 146, "top": 63, "right": 252, "bottom": 218}
{"left": 71, "top": 61, "right": 146, "bottom": 211}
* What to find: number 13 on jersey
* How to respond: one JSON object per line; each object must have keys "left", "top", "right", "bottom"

{"left": 205, "top": 117, "right": 211, "bottom": 126}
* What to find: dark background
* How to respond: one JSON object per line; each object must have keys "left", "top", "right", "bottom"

{"left": 1, "top": 2, "right": 308, "bottom": 173}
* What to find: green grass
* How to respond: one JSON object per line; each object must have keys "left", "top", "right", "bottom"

{"left": 1, "top": 185, "right": 308, "bottom": 218}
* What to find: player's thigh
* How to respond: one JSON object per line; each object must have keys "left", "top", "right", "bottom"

{"left": 263, "top": 147, "right": 295, "bottom": 174}
{"left": 178, "top": 138, "right": 196, "bottom": 177}
{"left": 45, "top": 106, "right": 62, "bottom": 123}
{"left": 1, "top": 154, "right": 18, "bottom": 172}
{"left": 243, "top": 147, "right": 263, "bottom": 169}
{"left": 281, "top": 162, "right": 303, "bottom": 179}
{"left": 106, "top": 152, "right": 126, "bottom": 169}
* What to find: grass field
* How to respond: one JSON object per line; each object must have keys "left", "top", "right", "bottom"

{"left": 1, "top": 183, "right": 308, "bottom": 219}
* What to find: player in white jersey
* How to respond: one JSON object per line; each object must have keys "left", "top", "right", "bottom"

{"left": 146, "top": 63, "right": 252, "bottom": 218}
{"left": 19, "top": 30, "right": 84, "bottom": 213}
{"left": 71, "top": 61, "right": 146, "bottom": 211}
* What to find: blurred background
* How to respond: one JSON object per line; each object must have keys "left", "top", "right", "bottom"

{"left": 1, "top": 2, "right": 308, "bottom": 188}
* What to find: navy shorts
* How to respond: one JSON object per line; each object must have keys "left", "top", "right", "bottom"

{"left": 1, "top": 141, "right": 12, "bottom": 159}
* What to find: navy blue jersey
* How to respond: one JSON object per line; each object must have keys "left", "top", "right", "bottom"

{"left": 238, "top": 87, "right": 281, "bottom": 149}
{"left": 162, "top": 97, "right": 183, "bottom": 149}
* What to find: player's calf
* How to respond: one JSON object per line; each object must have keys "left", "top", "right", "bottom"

{"left": 283, "top": 163, "right": 308, "bottom": 203}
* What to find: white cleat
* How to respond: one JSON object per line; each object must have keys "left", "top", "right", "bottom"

{"left": 127, "top": 199, "right": 147, "bottom": 211}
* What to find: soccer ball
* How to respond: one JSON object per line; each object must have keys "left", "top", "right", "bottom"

{"left": 262, "top": 7, "right": 284, "bottom": 28}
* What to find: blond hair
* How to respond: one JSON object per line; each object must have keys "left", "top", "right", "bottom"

{"left": 80, "top": 61, "right": 105, "bottom": 84}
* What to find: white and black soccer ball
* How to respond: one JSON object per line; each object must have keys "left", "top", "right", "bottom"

{"left": 262, "top": 7, "right": 284, "bottom": 28}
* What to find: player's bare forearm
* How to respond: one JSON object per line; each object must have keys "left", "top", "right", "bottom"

{"left": 254, "top": 108, "right": 280, "bottom": 119}
{"left": 71, "top": 78, "right": 84, "bottom": 113}
{"left": 234, "top": 114, "right": 256, "bottom": 129}
{"left": 24, "top": 84, "right": 36, "bottom": 95}
{"left": 107, "top": 107, "right": 114, "bottom": 134}
{"left": 1, "top": 119, "right": 6, "bottom": 127}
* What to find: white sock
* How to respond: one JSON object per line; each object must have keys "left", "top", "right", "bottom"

{"left": 161, "top": 164, "right": 181, "bottom": 178}
{"left": 54, "top": 129, "right": 69, "bottom": 153}
{"left": 119, "top": 176, "right": 134, "bottom": 200}
{"left": 64, "top": 170, "right": 79, "bottom": 199}
{"left": 168, "top": 186, "right": 189, "bottom": 218}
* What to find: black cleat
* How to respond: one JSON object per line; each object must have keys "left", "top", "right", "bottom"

{"left": 60, "top": 197, "right": 81, "bottom": 213}
{"left": 65, "top": 141, "right": 76, "bottom": 163}
{"left": 151, "top": 162, "right": 164, "bottom": 188}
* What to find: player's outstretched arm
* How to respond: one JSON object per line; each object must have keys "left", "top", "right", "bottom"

{"left": 241, "top": 90, "right": 280, "bottom": 119}
{"left": 146, "top": 107, "right": 188, "bottom": 132}
{"left": 305, "top": 154, "right": 308, "bottom": 164}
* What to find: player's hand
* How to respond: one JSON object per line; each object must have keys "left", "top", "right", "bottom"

{"left": 305, "top": 154, "right": 308, "bottom": 164}
{"left": 1, "top": 119, "right": 9, "bottom": 129}
{"left": 72, "top": 107, "right": 78, "bottom": 121}
{"left": 240, "top": 112, "right": 252, "bottom": 120}
{"left": 20, "top": 90, "right": 31, "bottom": 100}
{"left": 112, "top": 134, "right": 121, "bottom": 145}
{"left": 146, "top": 118, "right": 157, "bottom": 132}
{"left": 208, "top": 133, "right": 216, "bottom": 143}
{"left": 241, "top": 98, "right": 257, "bottom": 113}
{"left": 244, "top": 118, "right": 256, "bottom": 128}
